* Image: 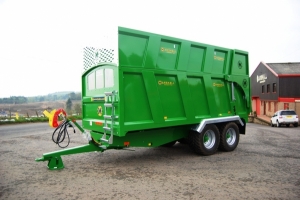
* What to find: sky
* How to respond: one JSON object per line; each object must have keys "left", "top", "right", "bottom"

{"left": 0, "top": 0, "right": 300, "bottom": 98}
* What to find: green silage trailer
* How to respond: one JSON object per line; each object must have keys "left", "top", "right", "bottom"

{"left": 36, "top": 27, "right": 251, "bottom": 170}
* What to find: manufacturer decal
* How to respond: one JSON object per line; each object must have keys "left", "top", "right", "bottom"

{"left": 242, "top": 79, "right": 247, "bottom": 88}
{"left": 213, "top": 83, "right": 224, "bottom": 87}
{"left": 91, "top": 97, "right": 105, "bottom": 101}
{"left": 158, "top": 80, "right": 175, "bottom": 86}
{"left": 97, "top": 106, "right": 103, "bottom": 116}
{"left": 213, "top": 55, "right": 224, "bottom": 61}
{"left": 160, "top": 47, "right": 176, "bottom": 54}
{"left": 238, "top": 61, "right": 243, "bottom": 69}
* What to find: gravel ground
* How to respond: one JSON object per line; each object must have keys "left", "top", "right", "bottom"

{"left": 0, "top": 123, "right": 299, "bottom": 200}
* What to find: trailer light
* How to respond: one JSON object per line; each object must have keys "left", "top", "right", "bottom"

{"left": 124, "top": 141, "right": 130, "bottom": 147}
{"left": 95, "top": 121, "right": 103, "bottom": 126}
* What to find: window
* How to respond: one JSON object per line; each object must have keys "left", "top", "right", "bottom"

{"left": 273, "top": 83, "right": 277, "bottom": 93}
{"left": 87, "top": 68, "right": 114, "bottom": 91}
{"left": 267, "top": 84, "right": 270, "bottom": 93}
{"left": 96, "top": 69, "right": 104, "bottom": 89}
{"left": 88, "top": 73, "right": 95, "bottom": 90}
{"left": 262, "top": 85, "right": 265, "bottom": 93}
{"left": 104, "top": 68, "right": 114, "bottom": 88}
{"left": 281, "top": 110, "right": 296, "bottom": 115}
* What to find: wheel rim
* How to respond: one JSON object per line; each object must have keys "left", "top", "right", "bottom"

{"left": 225, "top": 128, "right": 236, "bottom": 145}
{"left": 277, "top": 121, "right": 279, "bottom": 127}
{"left": 203, "top": 130, "right": 216, "bottom": 149}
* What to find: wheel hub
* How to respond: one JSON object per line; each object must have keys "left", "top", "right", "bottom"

{"left": 203, "top": 130, "right": 216, "bottom": 149}
{"left": 226, "top": 128, "right": 236, "bottom": 145}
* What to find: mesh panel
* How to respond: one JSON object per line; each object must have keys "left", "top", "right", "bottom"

{"left": 83, "top": 47, "right": 116, "bottom": 71}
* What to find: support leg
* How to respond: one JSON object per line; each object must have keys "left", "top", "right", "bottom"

{"left": 35, "top": 142, "right": 107, "bottom": 170}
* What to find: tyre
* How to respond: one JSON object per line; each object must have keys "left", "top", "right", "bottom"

{"left": 188, "top": 124, "right": 220, "bottom": 156}
{"left": 219, "top": 122, "right": 239, "bottom": 152}
{"left": 276, "top": 120, "right": 281, "bottom": 127}
{"left": 270, "top": 121, "right": 274, "bottom": 127}
{"left": 294, "top": 123, "right": 298, "bottom": 127}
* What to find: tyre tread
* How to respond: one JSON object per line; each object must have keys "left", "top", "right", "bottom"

{"left": 219, "top": 122, "right": 239, "bottom": 152}
{"left": 188, "top": 125, "right": 220, "bottom": 156}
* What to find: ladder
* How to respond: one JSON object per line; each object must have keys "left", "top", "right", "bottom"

{"left": 101, "top": 90, "right": 118, "bottom": 144}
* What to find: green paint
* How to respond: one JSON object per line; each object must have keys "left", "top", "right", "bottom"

{"left": 204, "top": 135, "right": 209, "bottom": 143}
{"left": 226, "top": 133, "right": 231, "bottom": 139}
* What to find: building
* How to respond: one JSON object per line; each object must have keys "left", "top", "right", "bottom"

{"left": 251, "top": 62, "right": 300, "bottom": 117}
{"left": 0, "top": 110, "right": 8, "bottom": 117}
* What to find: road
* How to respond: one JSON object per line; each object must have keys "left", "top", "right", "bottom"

{"left": 0, "top": 122, "right": 299, "bottom": 199}
{"left": 0, "top": 122, "right": 52, "bottom": 138}
{"left": 0, "top": 121, "right": 82, "bottom": 138}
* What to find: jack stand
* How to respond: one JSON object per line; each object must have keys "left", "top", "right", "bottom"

{"left": 35, "top": 142, "right": 107, "bottom": 170}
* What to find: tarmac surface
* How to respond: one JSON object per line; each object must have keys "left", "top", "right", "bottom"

{"left": 0, "top": 121, "right": 299, "bottom": 199}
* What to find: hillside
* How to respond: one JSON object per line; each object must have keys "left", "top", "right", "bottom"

{"left": 0, "top": 100, "right": 81, "bottom": 117}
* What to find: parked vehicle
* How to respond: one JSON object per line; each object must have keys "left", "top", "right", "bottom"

{"left": 271, "top": 110, "right": 299, "bottom": 127}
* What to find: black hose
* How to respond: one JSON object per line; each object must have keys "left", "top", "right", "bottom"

{"left": 52, "top": 120, "right": 75, "bottom": 148}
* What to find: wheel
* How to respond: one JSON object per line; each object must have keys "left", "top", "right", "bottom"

{"left": 219, "top": 122, "right": 240, "bottom": 152}
{"left": 270, "top": 121, "right": 274, "bottom": 127}
{"left": 188, "top": 124, "right": 220, "bottom": 156}
{"left": 294, "top": 123, "right": 298, "bottom": 127}
{"left": 276, "top": 120, "right": 281, "bottom": 127}
{"left": 161, "top": 141, "right": 176, "bottom": 147}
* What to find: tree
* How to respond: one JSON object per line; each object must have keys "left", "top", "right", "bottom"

{"left": 39, "top": 96, "right": 45, "bottom": 102}
{"left": 75, "top": 92, "right": 81, "bottom": 100}
{"left": 69, "top": 92, "right": 76, "bottom": 100}
{"left": 66, "top": 98, "right": 73, "bottom": 113}
{"left": 74, "top": 103, "right": 82, "bottom": 115}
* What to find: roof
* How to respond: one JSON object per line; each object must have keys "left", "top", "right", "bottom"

{"left": 266, "top": 62, "right": 300, "bottom": 75}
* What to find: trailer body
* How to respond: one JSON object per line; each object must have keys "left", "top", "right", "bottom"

{"left": 82, "top": 27, "right": 250, "bottom": 147}
{"left": 36, "top": 27, "right": 251, "bottom": 169}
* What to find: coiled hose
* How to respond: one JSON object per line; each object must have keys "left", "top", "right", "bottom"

{"left": 52, "top": 120, "right": 75, "bottom": 148}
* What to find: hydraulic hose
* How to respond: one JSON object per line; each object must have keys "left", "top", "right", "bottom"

{"left": 52, "top": 119, "right": 75, "bottom": 148}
